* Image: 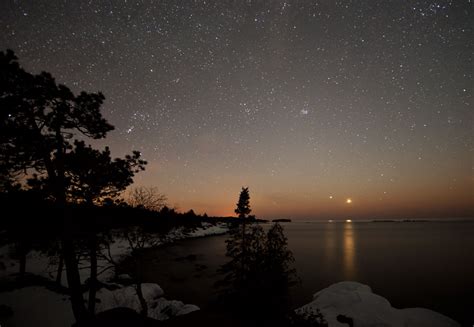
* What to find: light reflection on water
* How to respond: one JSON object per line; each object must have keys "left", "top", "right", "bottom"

{"left": 323, "top": 221, "right": 336, "bottom": 268}
{"left": 343, "top": 221, "right": 356, "bottom": 280}
{"left": 323, "top": 221, "right": 356, "bottom": 279}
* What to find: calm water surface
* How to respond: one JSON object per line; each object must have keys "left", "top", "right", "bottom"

{"left": 142, "top": 221, "right": 474, "bottom": 325}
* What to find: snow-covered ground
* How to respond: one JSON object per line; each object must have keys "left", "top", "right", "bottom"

{"left": 296, "top": 281, "right": 460, "bottom": 327}
{"left": 0, "top": 286, "right": 74, "bottom": 327}
{"left": 187, "top": 222, "right": 229, "bottom": 238}
{"left": 0, "top": 283, "right": 200, "bottom": 327}
{"left": 157, "top": 222, "right": 229, "bottom": 245}
{"left": 95, "top": 283, "right": 199, "bottom": 320}
{"left": 0, "top": 222, "right": 228, "bottom": 326}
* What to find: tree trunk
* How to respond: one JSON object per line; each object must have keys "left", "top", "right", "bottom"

{"left": 88, "top": 235, "right": 98, "bottom": 315}
{"left": 54, "top": 126, "right": 88, "bottom": 322}
{"left": 56, "top": 253, "right": 64, "bottom": 285}
{"left": 62, "top": 238, "right": 88, "bottom": 321}
{"left": 136, "top": 282, "right": 148, "bottom": 317}
{"left": 18, "top": 242, "right": 26, "bottom": 283}
{"left": 241, "top": 220, "right": 246, "bottom": 282}
{"left": 58, "top": 194, "right": 88, "bottom": 321}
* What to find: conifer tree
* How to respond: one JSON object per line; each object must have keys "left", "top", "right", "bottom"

{"left": 235, "top": 187, "right": 251, "bottom": 219}
{"left": 0, "top": 49, "right": 146, "bottom": 321}
{"left": 219, "top": 187, "right": 297, "bottom": 318}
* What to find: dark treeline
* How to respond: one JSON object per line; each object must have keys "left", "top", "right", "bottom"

{"left": 0, "top": 187, "right": 216, "bottom": 285}
{"left": 0, "top": 189, "right": 211, "bottom": 236}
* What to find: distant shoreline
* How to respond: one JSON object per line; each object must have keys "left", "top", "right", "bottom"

{"left": 249, "top": 218, "right": 474, "bottom": 223}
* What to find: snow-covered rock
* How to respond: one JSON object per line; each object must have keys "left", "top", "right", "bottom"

{"left": 96, "top": 283, "right": 199, "bottom": 321}
{"left": 296, "top": 281, "right": 460, "bottom": 327}
{"left": 187, "top": 222, "right": 229, "bottom": 238}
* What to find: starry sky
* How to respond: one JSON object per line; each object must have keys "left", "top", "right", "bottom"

{"left": 1, "top": 0, "right": 472, "bottom": 220}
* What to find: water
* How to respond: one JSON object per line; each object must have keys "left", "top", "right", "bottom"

{"left": 142, "top": 221, "right": 474, "bottom": 325}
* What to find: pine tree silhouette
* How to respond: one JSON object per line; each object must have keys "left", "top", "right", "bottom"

{"left": 0, "top": 49, "right": 147, "bottom": 321}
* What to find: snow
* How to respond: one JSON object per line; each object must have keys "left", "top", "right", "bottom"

{"left": 0, "top": 283, "right": 199, "bottom": 327}
{"left": 0, "top": 244, "right": 59, "bottom": 282}
{"left": 0, "top": 286, "right": 74, "bottom": 327}
{"left": 160, "top": 222, "right": 229, "bottom": 242}
{"left": 95, "top": 283, "right": 198, "bottom": 321}
{"left": 296, "top": 281, "right": 460, "bottom": 327}
{"left": 104, "top": 222, "right": 228, "bottom": 259}
{"left": 187, "top": 222, "right": 229, "bottom": 238}
{"left": 0, "top": 221, "right": 227, "bottom": 326}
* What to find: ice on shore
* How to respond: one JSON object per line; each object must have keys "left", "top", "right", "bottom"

{"left": 296, "top": 281, "right": 460, "bottom": 327}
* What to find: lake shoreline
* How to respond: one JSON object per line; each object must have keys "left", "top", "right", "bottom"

{"left": 137, "top": 221, "right": 473, "bottom": 326}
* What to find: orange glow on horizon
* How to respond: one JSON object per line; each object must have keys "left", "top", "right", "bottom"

{"left": 134, "top": 172, "right": 474, "bottom": 220}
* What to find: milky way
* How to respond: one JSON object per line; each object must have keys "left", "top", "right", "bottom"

{"left": 1, "top": 1, "right": 472, "bottom": 219}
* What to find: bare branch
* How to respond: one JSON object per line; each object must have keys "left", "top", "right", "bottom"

{"left": 127, "top": 186, "right": 167, "bottom": 212}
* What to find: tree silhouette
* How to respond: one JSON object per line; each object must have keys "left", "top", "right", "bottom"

{"left": 218, "top": 222, "right": 297, "bottom": 319}
{"left": 262, "top": 223, "right": 297, "bottom": 314}
{"left": 219, "top": 223, "right": 264, "bottom": 296}
{"left": 0, "top": 49, "right": 144, "bottom": 321}
{"left": 235, "top": 187, "right": 251, "bottom": 219}
{"left": 233, "top": 187, "right": 252, "bottom": 281}
{"left": 64, "top": 140, "right": 147, "bottom": 205}
{"left": 63, "top": 140, "right": 147, "bottom": 315}
{"left": 266, "top": 223, "right": 295, "bottom": 282}
{"left": 217, "top": 188, "right": 298, "bottom": 318}
{"left": 0, "top": 50, "right": 114, "bottom": 199}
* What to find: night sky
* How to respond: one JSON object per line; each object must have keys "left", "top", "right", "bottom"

{"left": 1, "top": 1, "right": 472, "bottom": 219}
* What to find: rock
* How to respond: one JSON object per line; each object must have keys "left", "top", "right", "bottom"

{"left": 296, "top": 281, "right": 460, "bottom": 327}
{"left": 96, "top": 283, "right": 199, "bottom": 321}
